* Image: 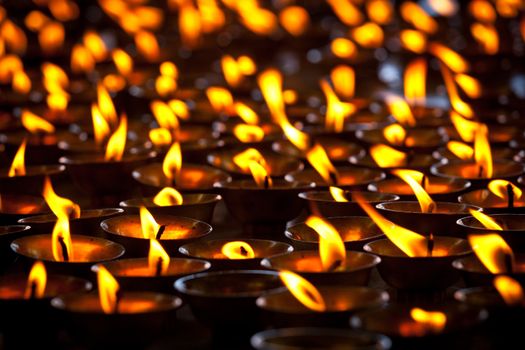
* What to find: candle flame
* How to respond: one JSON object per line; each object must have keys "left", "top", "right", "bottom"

{"left": 112, "top": 48, "right": 133, "bottom": 77}
{"left": 474, "top": 124, "right": 493, "bottom": 178}
{"left": 248, "top": 161, "right": 273, "bottom": 188}
{"left": 91, "top": 103, "right": 110, "bottom": 147}
{"left": 233, "top": 148, "right": 267, "bottom": 173}
{"left": 330, "top": 38, "right": 357, "bottom": 59}
{"left": 134, "top": 30, "right": 159, "bottom": 62}
{"left": 281, "top": 121, "right": 310, "bottom": 151}
{"left": 43, "top": 176, "right": 81, "bottom": 220}
{"left": 455, "top": 74, "right": 482, "bottom": 99}
{"left": 352, "top": 22, "right": 384, "bottom": 48}
{"left": 400, "top": 29, "right": 427, "bottom": 54}
{"left": 441, "top": 67, "right": 473, "bottom": 118}
{"left": 233, "top": 124, "right": 265, "bottom": 143}
{"left": 430, "top": 43, "right": 469, "bottom": 74}
{"left": 326, "top": 0, "right": 362, "bottom": 26}
{"left": 21, "top": 110, "right": 55, "bottom": 134}
{"left": 149, "top": 239, "right": 170, "bottom": 275}
{"left": 279, "top": 6, "right": 310, "bottom": 36}
{"left": 8, "top": 139, "right": 27, "bottom": 177}
{"left": 179, "top": 2, "right": 202, "bottom": 47}
{"left": 71, "top": 44, "right": 95, "bottom": 74}
{"left": 469, "top": 0, "right": 496, "bottom": 22}
{"left": 149, "top": 128, "right": 172, "bottom": 148}
{"left": 153, "top": 187, "right": 183, "bottom": 206}
{"left": 366, "top": 0, "right": 393, "bottom": 25}
{"left": 384, "top": 94, "right": 416, "bottom": 127}
{"left": 168, "top": 99, "right": 189, "bottom": 120}
{"left": 306, "top": 144, "right": 339, "bottom": 185}
{"left": 279, "top": 270, "right": 326, "bottom": 312}
{"left": 234, "top": 102, "right": 259, "bottom": 125}
{"left": 404, "top": 58, "right": 427, "bottom": 106}
{"left": 39, "top": 22, "right": 65, "bottom": 55}
{"left": 400, "top": 2, "right": 438, "bottom": 34}
{"left": 330, "top": 65, "right": 354, "bottom": 100}
{"left": 104, "top": 114, "right": 127, "bottom": 162}
{"left": 12, "top": 70, "right": 31, "bottom": 94}
{"left": 97, "top": 84, "right": 117, "bottom": 127}
{"left": 206, "top": 86, "right": 234, "bottom": 115}
{"left": 51, "top": 217, "right": 73, "bottom": 262}
{"left": 97, "top": 265, "right": 120, "bottom": 314}
{"left": 392, "top": 169, "right": 436, "bottom": 213}
{"left": 494, "top": 276, "right": 525, "bottom": 306}
{"left": 221, "top": 241, "right": 256, "bottom": 259}
{"left": 471, "top": 23, "right": 499, "bottom": 55}
{"left": 162, "top": 142, "right": 182, "bottom": 184}
{"left": 450, "top": 111, "right": 479, "bottom": 142}
{"left": 24, "top": 261, "right": 47, "bottom": 299}
{"left": 383, "top": 124, "right": 407, "bottom": 146}
{"left": 468, "top": 209, "right": 503, "bottom": 231}
{"left": 370, "top": 144, "right": 407, "bottom": 168}
{"left": 409, "top": 308, "right": 447, "bottom": 334}
{"left": 140, "top": 206, "right": 161, "bottom": 240}
{"left": 258, "top": 68, "right": 285, "bottom": 122}
{"left": 151, "top": 100, "right": 179, "bottom": 131}
{"left": 488, "top": 180, "right": 522, "bottom": 200}
{"left": 468, "top": 233, "right": 513, "bottom": 274}
{"left": 83, "top": 30, "right": 107, "bottom": 62}
{"left": 155, "top": 75, "right": 177, "bottom": 97}
{"left": 447, "top": 141, "right": 474, "bottom": 160}
{"left": 320, "top": 79, "right": 357, "bottom": 133}
{"left": 329, "top": 186, "right": 348, "bottom": 202}
{"left": 221, "top": 55, "right": 256, "bottom": 88}
{"left": 306, "top": 215, "right": 346, "bottom": 271}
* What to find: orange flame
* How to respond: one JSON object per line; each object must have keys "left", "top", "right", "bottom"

{"left": 47, "top": 92, "right": 69, "bottom": 113}
{"left": 83, "top": 30, "right": 107, "bottom": 62}
{"left": 447, "top": 141, "right": 474, "bottom": 160}
{"left": 104, "top": 115, "right": 127, "bottom": 162}
{"left": 370, "top": 144, "right": 407, "bottom": 168}
{"left": 471, "top": 23, "right": 499, "bottom": 55}
{"left": 221, "top": 55, "right": 249, "bottom": 88}
{"left": 8, "top": 140, "right": 27, "bottom": 177}
{"left": 384, "top": 94, "right": 416, "bottom": 127}
{"left": 331, "top": 38, "right": 357, "bottom": 59}
{"left": 140, "top": 206, "right": 161, "bottom": 240}
{"left": 0, "top": 20, "right": 27, "bottom": 54}
{"left": 306, "top": 144, "right": 339, "bottom": 185}
{"left": 392, "top": 169, "right": 436, "bottom": 213}
{"left": 149, "top": 128, "right": 172, "bottom": 148}
{"left": 97, "top": 84, "right": 117, "bottom": 127}
{"left": 400, "top": 2, "right": 438, "bottom": 34}
{"left": 258, "top": 69, "right": 285, "bottom": 122}
{"left": 25, "top": 11, "right": 49, "bottom": 32}
{"left": 306, "top": 215, "right": 346, "bottom": 271}
{"left": 91, "top": 103, "right": 110, "bottom": 147}
{"left": 51, "top": 217, "right": 72, "bottom": 262}
{"left": 234, "top": 102, "right": 259, "bottom": 125}
{"left": 234, "top": 124, "right": 265, "bottom": 143}
{"left": 112, "top": 49, "right": 133, "bottom": 77}
{"left": 404, "top": 58, "right": 427, "bottom": 106}
{"left": 329, "top": 186, "right": 348, "bottom": 202}
{"left": 12, "top": 70, "right": 31, "bottom": 94}
{"left": 468, "top": 233, "right": 513, "bottom": 273}
{"left": 160, "top": 61, "right": 178, "bottom": 78}
{"left": 149, "top": 239, "right": 170, "bottom": 275}
{"left": 237, "top": 2, "right": 277, "bottom": 36}
{"left": 279, "top": 270, "right": 326, "bottom": 312}
{"left": 488, "top": 180, "right": 522, "bottom": 200}
{"left": 494, "top": 276, "right": 524, "bottom": 306}
{"left": 162, "top": 142, "right": 182, "bottom": 184}
{"left": 97, "top": 265, "right": 120, "bottom": 314}
{"left": 454, "top": 74, "right": 482, "bottom": 99}
{"left": 179, "top": 2, "right": 202, "bottom": 47}
{"left": 151, "top": 100, "right": 179, "bottom": 131}
{"left": 450, "top": 111, "right": 478, "bottom": 142}
{"left": 206, "top": 87, "right": 234, "bottom": 115}
{"left": 366, "top": 0, "right": 393, "bottom": 25}
{"left": 430, "top": 43, "right": 469, "bottom": 74}
{"left": 282, "top": 121, "right": 310, "bottom": 151}
{"left": 233, "top": 148, "right": 267, "bottom": 172}
{"left": 153, "top": 187, "right": 183, "bottom": 206}
{"left": 155, "top": 75, "right": 177, "bottom": 97}
{"left": 279, "top": 6, "right": 309, "bottom": 36}
{"left": 330, "top": 65, "right": 354, "bottom": 100}
{"left": 468, "top": 209, "right": 503, "bottom": 231}
{"left": 383, "top": 124, "right": 407, "bottom": 146}
{"left": 39, "top": 22, "right": 65, "bottom": 55}
{"left": 134, "top": 30, "right": 159, "bottom": 62}
{"left": 43, "top": 176, "right": 80, "bottom": 220}
{"left": 469, "top": 1, "right": 496, "bottom": 23}
{"left": 71, "top": 44, "right": 95, "bottom": 74}
{"left": 221, "top": 241, "right": 256, "bottom": 259}
{"left": 352, "top": 22, "right": 384, "bottom": 48}
{"left": 400, "top": 29, "right": 427, "bottom": 54}
{"left": 21, "top": 110, "right": 55, "bottom": 134}
{"left": 474, "top": 124, "right": 493, "bottom": 178}
{"left": 249, "top": 161, "right": 272, "bottom": 188}
{"left": 168, "top": 99, "right": 189, "bottom": 120}
{"left": 25, "top": 261, "right": 47, "bottom": 299}
{"left": 441, "top": 67, "right": 473, "bottom": 118}
{"left": 320, "top": 79, "right": 357, "bottom": 133}
{"left": 357, "top": 196, "right": 430, "bottom": 257}
{"left": 326, "top": 0, "right": 362, "bottom": 26}
{"left": 409, "top": 308, "right": 447, "bottom": 334}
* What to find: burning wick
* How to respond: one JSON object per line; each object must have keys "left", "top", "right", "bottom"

{"left": 240, "top": 246, "right": 249, "bottom": 256}
{"left": 29, "top": 281, "right": 37, "bottom": 300}
{"left": 114, "top": 290, "right": 123, "bottom": 314}
{"left": 329, "top": 171, "right": 339, "bottom": 185}
{"left": 420, "top": 175, "right": 427, "bottom": 191}
{"left": 156, "top": 225, "right": 167, "bottom": 240}
{"left": 327, "top": 259, "right": 342, "bottom": 272}
{"left": 478, "top": 165, "right": 484, "bottom": 179}
{"left": 155, "top": 257, "right": 164, "bottom": 277}
{"left": 58, "top": 236, "right": 70, "bottom": 262}
{"left": 264, "top": 175, "right": 270, "bottom": 190}
{"left": 427, "top": 233, "right": 434, "bottom": 257}
{"left": 507, "top": 184, "right": 514, "bottom": 209}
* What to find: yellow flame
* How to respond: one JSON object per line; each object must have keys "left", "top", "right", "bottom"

{"left": 149, "top": 239, "right": 170, "bottom": 275}
{"left": 306, "top": 144, "right": 339, "bottom": 185}
{"left": 366, "top": 0, "right": 393, "bottom": 25}
{"left": 306, "top": 216, "right": 346, "bottom": 271}
{"left": 49, "top": 0, "right": 79, "bottom": 21}
{"left": 179, "top": 2, "right": 202, "bottom": 47}
{"left": 234, "top": 102, "right": 259, "bottom": 125}
{"left": 83, "top": 30, "right": 107, "bottom": 62}
{"left": 91, "top": 103, "right": 110, "bottom": 147}
{"left": 155, "top": 75, "right": 177, "bottom": 97}
{"left": 279, "top": 6, "right": 309, "bottom": 36}
{"left": 320, "top": 79, "right": 357, "bottom": 133}
{"left": 39, "top": 22, "right": 65, "bottom": 55}
{"left": 330, "top": 65, "right": 354, "bottom": 100}
{"left": 43, "top": 176, "right": 80, "bottom": 220}
{"left": 221, "top": 55, "right": 244, "bottom": 88}
{"left": 471, "top": 23, "right": 499, "bottom": 55}
{"left": 279, "top": 270, "right": 326, "bottom": 312}
{"left": 206, "top": 87, "right": 234, "bottom": 115}
{"left": 352, "top": 22, "right": 384, "bottom": 48}
{"left": 392, "top": 169, "right": 436, "bottom": 213}
{"left": 401, "top": 2, "right": 438, "bottom": 34}
{"left": 12, "top": 70, "right": 31, "bottom": 94}
{"left": 331, "top": 38, "right": 357, "bottom": 59}
{"left": 384, "top": 94, "right": 416, "bottom": 127}
{"left": 494, "top": 276, "right": 524, "bottom": 306}
{"left": 469, "top": 209, "right": 503, "bottom": 231}
{"left": 0, "top": 55, "right": 22, "bottom": 84}
{"left": 383, "top": 124, "right": 407, "bottom": 146}
{"left": 112, "top": 49, "right": 133, "bottom": 76}
{"left": 248, "top": 161, "right": 272, "bottom": 188}
{"left": 404, "top": 58, "right": 427, "bottom": 106}
{"left": 329, "top": 186, "right": 348, "bottom": 202}
{"left": 168, "top": 99, "right": 189, "bottom": 120}
{"left": 474, "top": 124, "right": 493, "bottom": 178}
{"left": 153, "top": 187, "right": 183, "bottom": 206}
{"left": 454, "top": 74, "right": 482, "bottom": 99}
{"left": 51, "top": 217, "right": 73, "bottom": 262}
{"left": 488, "top": 180, "right": 522, "bottom": 200}
{"left": 450, "top": 111, "right": 479, "bottom": 142}
{"left": 370, "top": 144, "right": 407, "bottom": 168}
{"left": 447, "top": 141, "right": 474, "bottom": 160}
{"left": 326, "top": 0, "right": 362, "bottom": 26}
{"left": 24, "top": 261, "right": 47, "bottom": 299}
{"left": 134, "top": 30, "right": 159, "bottom": 62}
{"left": 400, "top": 29, "right": 427, "bottom": 54}
{"left": 430, "top": 43, "right": 469, "bottom": 74}
{"left": 140, "top": 206, "right": 161, "bottom": 240}
{"left": 233, "top": 148, "right": 267, "bottom": 173}
{"left": 469, "top": 0, "right": 496, "bottom": 23}
{"left": 160, "top": 62, "right": 177, "bottom": 78}
{"left": 97, "top": 265, "right": 120, "bottom": 314}
{"left": 221, "top": 241, "right": 256, "bottom": 259}
{"left": 8, "top": 139, "right": 27, "bottom": 177}
{"left": 410, "top": 308, "right": 447, "bottom": 333}
{"left": 104, "top": 115, "right": 127, "bottom": 162}
{"left": 237, "top": 2, "right": 277, "bottom": 36}
{"left": 357, "top": 196, "right": 429, "bottom": 257}
{"left": 47, "top": 92, "right": 69, "bottom": 113}
{"left": 97, "top": 84, "right": 117, "bottom": 126}
{"left": 21, "top": 110, "right": 55, "bottom": 134}
{"left": 441, "top": 68, "right": 473, "bottom": 118}
{"left": 258, "top": 68, "right": 285, "bottom": 122}
{"left": 151, "top": 100, "right": 179, "bottom": 131}
{"left": 71, "top": 44, "right": 95, "bottom": 74}
{"left": 149, "top": 128, "right": 172, "bottom": 148}
{"left": 468, "top": 233, "right": 513, "bottom": 273}
{"left": 162, "top": 142, "right": 182, "bottom": 184}
{"left": 0, "top": 20, "right": 27, "bottom": 54}
{"left": 234, "top": 124, "right": 265, "bottom": 143}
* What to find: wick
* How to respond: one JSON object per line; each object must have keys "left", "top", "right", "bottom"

{"left": 30, "top": 281, "right": 37, "bottom": 300}
{"left": 114, "top": 290, "right": 123, "bottom": 314}
{"left": 156, "top": 225, "right": 166, "bottom": 240}
{"left": 427, "top": 233, "right": 434, "bottom": 257}
{"left": 507, "top": 184, "right": 514, "bottom": 209}
{"left": 329, "top": 171, "right": 339, "bottom": 186}
{"left": 421, "top": 175, "right": 427, "bottom": 191}
{"left": 240, "top": 246, "right": 248, "bottom": 256}
{"left": 327, "top": 259, "right": 342, "bottom": 272}
{"left": 504, "top": 253, "right": 514, "bottom": 274}
{"left": 264, "top": 176, "right": 269, "bottom": 190}
{"left": 155, "top": 257, "right": 163, "bottom": 277}
{"left": 58, "top": 236, "right": 69, "bottom": 262}
{"left": 478, "top": 165, "right": 484, "bottom": 179}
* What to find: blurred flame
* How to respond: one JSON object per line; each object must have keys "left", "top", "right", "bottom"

{"left": 430, "top": 43, "right": 470, "bottom": 74}
{"left": 331, "top": 38, "right": 357, "bottom": 59}
{"left": 447, "top": 141, "right": 474, "bottom": 160}
{"left": 155, "top": 75, "right": 177, "bottom": 97}
{"left": 39, "top": 22, "right": 65, "bottom": 55}
{"left": 83, "top": 31, "right": 107, "bottom": 62}
{"left": 488, "top": 180, "right": 522, "bottom": 200}
{"left": 134, "top": 30, "right": 159, "bottom": 62}
{"left": 471, "top": 23, "right": 499, "bottom": 55}
{"left": 162, "top": 142, "right": 182, "bottom": 184}
{"left": 455, "top": 74, "right": 482, "bottom": 99}
{"left": 8, "top": 139, "right": 26, "bottom": 177}
{"left": 494, "top": 276, "right": 524, "bottom": 306}
{"left": 233, "top": 148, "right": 267, "bottom": 173}
{"left": 237, "top": 1, "right": 277, "bottom": 36}
{"left": 71, "top": 44, "right": 95, "bottom": 74}
{"left": 474, "top": 124, "right": 493, "bottom": 178}
{"left": 221, "top": 55, "right": 255, "bottom": 88}
{"left": 168, "top": 99, "right": 189, "bottom": 120}
{"left": 12, "top": 70, "right": 31, "bottom": 94}
{"left": 329, "top": 186, "right": 348, "bottom": 202}
{"left": 306, "top": 215, "right": 346, "bottom": 271}
{"left": 279, "top": 6, "right": 309, "bottom": 36}
{"left": 401, "top": 2, "right": 438, "bottom": 34}
{"left": 248, "top": 161, "right": 272, "bottom": 188}
{"left": 234, "top": 124, "right": 265, "bottom": 143}
{"left": 306, "top": 144, "right": 338, "bottom": 185}
{"left": 47, "top": 93, "right": 69, "bottom": 113}
{"left": 330, "top": 65, "right": 354, "bottom": 100}
{"left": 24, "top": 261, "right": 47, "bottom": 299}
{"left": 352, "top": 22, "right": 384, "bottom": 48}
{"left": 282, "top": 121, "right": 310, "bottom": 151}
{"left": 179, "top": 2, "right": 202, "bottom": 47}
{"left": 404, "top": 58, "right": 427, "bottom": 106}
{"left": 221, "top": 241, "right": 255, "bottom": 259}
{"left": 112, "top": 49, "right": 133, "bottom": 76}
{"left": 451, "top": 111, "right": 479, "bottom": 142}
{"left": 410, "top": 308, "right": 447, "bottom": 334}
{"left": 234, "top": 102, "right": 259, "bottom": 125}
{"left": 383, "top": 124, "right": 407, "bottom": 146}
{"left": 469, "top": 209, "right": 503, "bottom": 231}
{"left": 149, "top": 128, "right": 172, "bottom": 148}
{"left": 161, "top": 61, "right": 178, "bottom": 78}
{"left": 469, "top": 0, "right": 496, "bottom": 23}
{"left": 367, "top": 0, "right": 393, "bottom": 25}
{"left": 428, "top": 0, "right": 458, "bottom": 16}
{"left": 392, "top": 169, "right": 436, "bottom": 213}
{"left": 97, "top": 84, "right": 117, "bottom": 127}
{"left": 320, "top": 79, "right": 357, "bottom": 133}
{"left": 370, "top": 144, "right": 407, "bottom": 168}
{"left": 25, "top": 11, "right": 49, "bottom": 32}
{"left": 140, "top": 206, "right": 161, "bottom": 240}
{"left": 91, "top": 103, "right": 110, "bottom": 147}
{"left": 104, "top": 115, "right": 127, "bottom": 162}
{"left": 153, "top": 187, "right": 183, "bottom": 206}
{"left": 258, "top": 68, "right": 285, "bottom": 122}
{"left": 326, "top": 0, "right": 362, "bottom": 26}
{"left": 97, "top": 265, "right": 120, "bottom": 314}
{"left": 149, "top": 239, "right": 170, "bottom": 275}
{"left": 279, "top": 270, "right": 326, "bottom": 312}
{"left": 0, "top": 20, "right": 27, "bottom": 54}
{"left": 151, "top": 100, "right": 179, "bottom": 131}
{"left": 400, "top": 29, "right": 427, "bottom": 54}
{"left": 43, "top": 176, "right": 80, "bottom": 219}
{"left": 22, "top": 110, "right": 55, "bottom": 134}
{"left": 384, "top": 94, "right": 416, "bottom": 127}
{"left": 206, "top": 87, "right": 234, "bottom": 115}
{"left": 357, "top": 195, "right": 430, "bottom": 257}
{"left": 468, "top": 233, "right": 513, "bottom": 273}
